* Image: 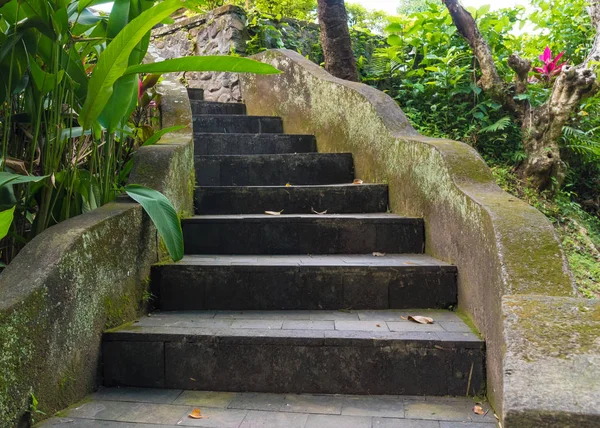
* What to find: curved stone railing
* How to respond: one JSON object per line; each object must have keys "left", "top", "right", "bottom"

{"left": 240, "top": 49, "right": 599, "bottom": 427}
{"left": 0, "top": 76, "right": 194, "bottom": 426}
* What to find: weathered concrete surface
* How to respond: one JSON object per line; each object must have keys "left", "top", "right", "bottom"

{"left": 0, "top": 75, "right": 194, "bottom": 427}
{"left": 239, "top": 49, "right": 596, "bottom": 426}
{"left": 502, "top": 295, "right": 600, "bottom": 427}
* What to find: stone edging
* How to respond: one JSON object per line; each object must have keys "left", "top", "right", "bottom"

{"left": 0, "top": 76, "right": 194, "bottom": 426}
{"left": 239, "top": 49, "right": 599, "bottom": 427}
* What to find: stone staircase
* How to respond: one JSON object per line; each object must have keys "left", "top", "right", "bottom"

{"left": 102, "top": 88, "right": 486, "bottom": 403}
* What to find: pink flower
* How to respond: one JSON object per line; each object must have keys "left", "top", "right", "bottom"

{"left": 534, "top": 46, "right": 566, "bottom": 81}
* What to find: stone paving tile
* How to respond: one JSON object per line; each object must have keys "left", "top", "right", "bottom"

{"left": 63, "top": 400, "right": 134, "bottom": 420}
{"left": 373, "top": 417, "right": 441, "bottom": 427}
{"left": 38, "top": 418, "right": 181, "bottom": 427}
{"left": 91, "top": 387, "right": 183, "bottom": 404}
{"left": 404, "top": 398, "right": 496, "bottom": 423}
{"left": 230, "top": 319, "right": 284, "bottom": 329}
{"left": 438, "top": 322, "right": 474, "bottom": 333}
{"left": 304, "top": 414, "right": 372, "bottom": 428}
{"left": 282, "top": 320, "right": 334, "bottom": 330}
{"left": 228, "top": 392, "right": 287, "bottom": 411}
{"left": 358, "top": 310, "right": 461, "bottom": 322}
{"left": 178, "top": 254, "right": 451, "bottom": 266}
{"left": 342, "top": 395, "right": 405, "bottom": 418}
{"left": 335, "top": 320, "right": 391, "bottom": 331}
{"left": 177, "top": 407, "right": 249, "bottom": 427}
{"left": 116, "top": 403, "right": 189, "bottom": 424}
{"left": 214, "top": 310, "right": 360, "bottom": 321}
{"left": 281, "top": 394, "right": 343, "bottom": 414}
{"left": 439, "top": 421, "right": 498, "bottom": 427}
{"left": 387, "top": 321, "right": 444, "bottom": 332}
{"left": 238, "top": 410, "right": 309, "bottom": 428}
{"left": 173, "top": 391, "right": 237, "bottom": 408}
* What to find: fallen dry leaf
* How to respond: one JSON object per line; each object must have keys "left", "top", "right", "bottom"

{"left": 5, "top": 158, "right": 28, "bottom": 175}
{"left": 376, "top": 324, "right": 381, "bottom": 327}
{"left": 264, "top": 210, "right": 283, "bottom": 216}
{"left": 408, "top": 315, "right": 434, "bottom": 324}
{"left": 372, "top": 252, "right": 386, "bottom": 257}
{"left": 400, "top": 316, "right": 407, "bottom": 320}
{"left": 311, "top": 207, "right": 327, "bottom": 215}
{"left": 189, "top": 408, "right": 204, "bottom": 419}
{"left": 473, "top": 404, "right": 485, "bottom": 415}
{"left": 353, "top": 179, "right": 363, "bottom": 185}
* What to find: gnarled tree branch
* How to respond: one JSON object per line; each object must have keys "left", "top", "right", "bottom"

{"left": 442, "top": 0, "right": 521, "bottom": 115}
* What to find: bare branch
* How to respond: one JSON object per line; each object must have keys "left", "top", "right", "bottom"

{"left": 585, "top": 1, "right": 600, "bottom": 65}
{"left": 508, "top": 54, "right": 531, "bottom": 94}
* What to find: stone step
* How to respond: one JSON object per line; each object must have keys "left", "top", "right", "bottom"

{"left": 194, "top": 133, "right": 317, "bottom": 155}
{"left": 195, "top": 153, "right": 355, "bottom": 186}
{"left": 151, "top": 254, "right": 457, "bottom": 311}
{"left": 193, "top": 115, "right": 283, "bottom": 134}
{"left": 39, "top": 387, "right": 498, "bottom": 427}
{"left": 187, "top": 87, "right": 204, "bottom": 100}
{"left": 191, "top": 99, "right": 247, "bottom": 115}
{"left": 195, "top": 183, "right": 388, "bottom": 214}
{"left": 182, "top": 214, "right": 424, "bottom": 255}
{"left": 102, "top": 310, "right": 485, "bottom": 396}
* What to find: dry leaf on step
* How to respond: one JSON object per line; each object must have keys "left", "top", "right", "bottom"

{"left": 311, "top": 207, "right": 327, "bottom": 215}
{"left": 372, "top": 252, "right": 386, "bottom": 257}
{"left": 353, "top": 179, "right": 363, "bottom": 185}
{"left": 473, "top": 404, "right": 485, "bottom": 415}
{"left": 189, "top": 408, "right": 204, "bottom": 419}
{"left": 400, "top": 316, "right": 407, "bottom": 320}
{"left": 408, "top": 315, "right": 434, "bottom": 324}
{"left": 264, "top": 210, "right": 283, "bottom": 216}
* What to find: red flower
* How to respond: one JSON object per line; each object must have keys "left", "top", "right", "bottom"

{"left": 534, "top": 46, "right": 566, "bottom": 81}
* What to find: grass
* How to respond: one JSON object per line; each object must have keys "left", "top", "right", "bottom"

{"left": 491, "top": 165, "right": 600, "bottom": 298}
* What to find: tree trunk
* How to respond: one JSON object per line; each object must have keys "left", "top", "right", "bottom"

{"left": 442, "top": 0, "right": 600, "bottom": 193}
{"left": 317, "top": 0, "right": 359, "bottom": 82}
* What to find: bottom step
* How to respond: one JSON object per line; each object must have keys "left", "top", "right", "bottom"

{"left": 38, "top": 387, "right": 498, "bottom": 427}
{"left": 103, "top": 310, "right": 485, "bottom": 397}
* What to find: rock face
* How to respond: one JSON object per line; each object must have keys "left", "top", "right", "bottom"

{"left": 151, "top": 5, "right": 248, "bottom": 102}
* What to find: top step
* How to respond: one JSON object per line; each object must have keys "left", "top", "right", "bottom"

{"left": 191, "top": 100, "right": 247, "bottom": 115}
{"left": 187, "top": 88, "right": 204, "bottom": 100}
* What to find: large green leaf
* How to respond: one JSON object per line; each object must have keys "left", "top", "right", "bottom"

{"left": 106, "top": 0, "right": 130, "bottom": 39}
{"left": 124, "top": 184, "right": 183, "bottom": 261}
{"left": 79, "top": 0, "right": 184, "bottom": 129}
{"left": 0, "top": 206, "right": 15, "bottom": 240}
{"left": 29, "top": 56, "right": 65, "bottom": 95}
{"left": 98, "top": 74, "right": 138, "bottom": 132}
{"left": 0, "top": 172, "right": 48, "bottom": 188}
{"left": 125, "top": 56, "right": 281, "bottom": 75}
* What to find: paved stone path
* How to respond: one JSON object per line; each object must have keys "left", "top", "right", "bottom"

{"left": 38, "top": 387, "right": 498, "bottom": 427}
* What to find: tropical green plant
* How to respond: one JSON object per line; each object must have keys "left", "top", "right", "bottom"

{"left": 0, "top": 0, "right": 279, "bottom": 265}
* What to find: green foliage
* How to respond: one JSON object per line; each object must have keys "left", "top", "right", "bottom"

{"left": 124, "top": 184, "right": 183, "bottom": 262}
{"left": 346, "top": 3, "right": 389, "bottom": 34}
{"left": 0, "top": 0, "right": 281, "bottom": 266}
{"left": 0, "top": 206, "right": 14, "bottom": 241}
{"left": 126, "top": 55, "right": 280, "bottom": 75}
